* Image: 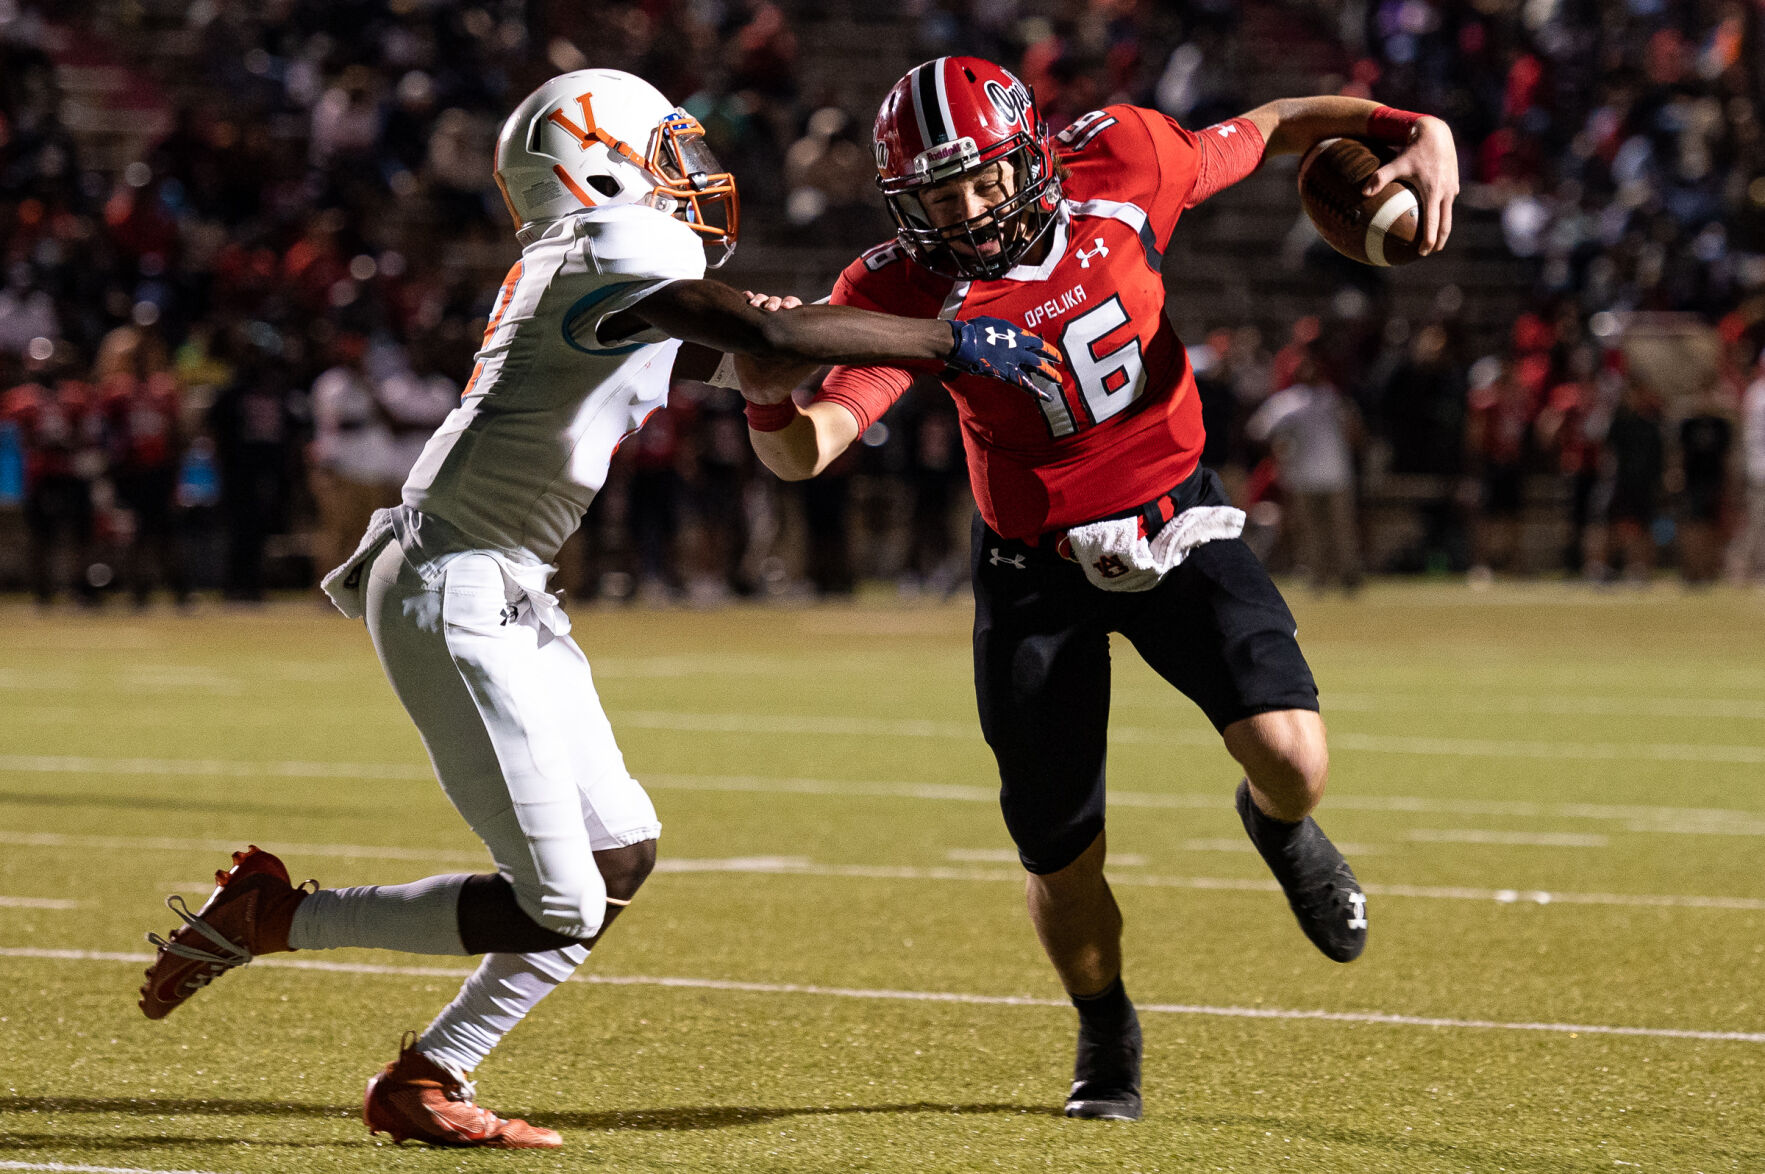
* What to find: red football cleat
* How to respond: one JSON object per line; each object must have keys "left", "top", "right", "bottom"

{"left": 364, "top": 1034, "right": 562, "bottom": 1148}
{"left": 138, "top": 845, "right": 313, "bottom": 1020}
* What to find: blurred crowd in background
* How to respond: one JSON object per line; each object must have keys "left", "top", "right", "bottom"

{"left": 3, "top": 0, "right": 1765, "bottom": 608}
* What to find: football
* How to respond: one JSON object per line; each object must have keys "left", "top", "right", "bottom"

{"left": 1297, "top": 136, "right": 1421, "bottom": 267}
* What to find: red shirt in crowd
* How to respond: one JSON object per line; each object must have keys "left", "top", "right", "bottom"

{"left": 99, "top": 371, "right": 182, "bottom": 474}
{"left": 0, "top": 380, "right": 101, "bottom": 488}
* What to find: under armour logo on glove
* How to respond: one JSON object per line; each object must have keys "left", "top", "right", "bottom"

{"left": 948, "top": 316, "right": 1064, "bottom": 401}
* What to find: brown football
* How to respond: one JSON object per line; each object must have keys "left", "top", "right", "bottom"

{"left": 1297, "top": 137, "right": 1421, "bottom": 267}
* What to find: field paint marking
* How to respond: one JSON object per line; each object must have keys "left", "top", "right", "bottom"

{"left": 4, "top": 948, "right": 1761, "bottom": 1046}
{"left": 649, "top": 858, "right": 1765, "bottom": 911}
{"left": 1408, "top": 829, "right": 1610, "bottom": 848}
{"left": 0, "top": 896, "right": 78, "bottom": 909}
{"left": 612, "top": 711, "right": 1765, "bottom": 766}
{"left": 2, "top": 831, "right": 1761, "bottom": 912}
{"left": 1257, "top": 692, "right": 1765, "bottom": 721}
{"left": 0, "top": 831, "right": 487, "bottom": 866}
{"left": 7, "top": 750, "right": 1765, "bottom": 835}
{"left": 643, "top": 773, "right": 1765, "bottom": 835}
{"left": 8, "top": 754, "right": 1765, "bottom": 835}
{"left": 0, "top": 1163, "right": 224, "bottom": 1174}
{"left": 0, "top": 754, "right": 431, "bottom": 782}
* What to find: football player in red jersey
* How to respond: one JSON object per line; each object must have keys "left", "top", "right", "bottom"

{"left": 736, "top": 56, "right": 1458, "bottom": 1121}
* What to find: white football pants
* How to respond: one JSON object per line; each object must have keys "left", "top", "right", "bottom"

{"left": 362, "top": 539, "right": 661, "bottom": 939}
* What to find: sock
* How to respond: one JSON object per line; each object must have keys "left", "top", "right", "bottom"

{"left": 287, "top": 873, "right": 471, "bottom": 955}
{"left": 417, "top": 944, "right": 590, "bottom": 1074}
{"left": 1071, "top": 974, "right": 1133, "bottom": 1032}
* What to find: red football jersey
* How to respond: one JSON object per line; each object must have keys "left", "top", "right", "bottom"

{"left": 822, "top": 105, "right": 1259, "bottom": 539}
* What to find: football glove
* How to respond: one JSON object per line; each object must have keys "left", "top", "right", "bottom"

{"left": 947, "top": 317, "right": 1064, "bottom": 401}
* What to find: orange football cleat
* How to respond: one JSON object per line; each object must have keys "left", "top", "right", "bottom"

{"left": 138, "top": 845, "right": 313, "bottom": 1020}
{"left": 364, "top": 1034, "right": 562, "bottom": 1148}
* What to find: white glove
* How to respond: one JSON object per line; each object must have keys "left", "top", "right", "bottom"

{"left": 1065, "top": 505, "right": 1246, "bottom": 592}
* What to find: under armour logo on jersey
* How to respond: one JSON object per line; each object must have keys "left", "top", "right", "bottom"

{"left": 1347, "top": 891, "right": 1368, "bottom": 930}
{"left": 989, "top": 547, "right": 1026, "bottom": 570}
{"left": 1216, "top": 123, "right": 1238, "bottom": 138}
{"left": 1093, "top": 554, "right": 1131, "bottom": 579}
{"left": 984, "top": 326, "right": 1017, "bottom": 348}
{"left": 499, "top": 602, "right": 520, "bottom": 626}
{"left": 1076, "top": 238, "right": 1109, "bottom": 268}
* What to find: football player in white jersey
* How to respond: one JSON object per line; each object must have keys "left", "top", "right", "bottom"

{"left": 136, "top": 68, "right": 1061, "bottom": 1149}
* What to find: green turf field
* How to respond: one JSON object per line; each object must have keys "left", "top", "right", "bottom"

{"left": 1, "top": 582, "right": 1762, "bottom": 1173}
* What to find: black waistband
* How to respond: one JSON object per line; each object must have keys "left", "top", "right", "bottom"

{"left": 1031, "top": 464, "right": 1212, "bottom": 551}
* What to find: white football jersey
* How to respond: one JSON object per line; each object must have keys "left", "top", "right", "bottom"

{"left": 401, "top": 203, "right": 706, "bottom": 564}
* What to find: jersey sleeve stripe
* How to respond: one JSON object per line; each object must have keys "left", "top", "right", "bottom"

{"left": 560, "top": 279, "right": 663, "bottom": 356}
{"left": 937, "top": 280, "right": 972, "bottom": 321}
{"left": 1070, "top": 198, "right": 1163, "bottom": 271}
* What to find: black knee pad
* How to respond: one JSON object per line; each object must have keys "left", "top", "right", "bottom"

{"left": 457, "top": 874, "right": 594, "bottom": 954}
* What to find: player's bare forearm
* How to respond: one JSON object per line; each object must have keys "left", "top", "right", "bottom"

{"left": 1243, "top": 96, "right": 1384, "bottom": 157}
{"left": 749, "top": 400, "right": 861, "bottom": 481}
{"left": 616, "top": 279, "right": 953, "bottom": 367}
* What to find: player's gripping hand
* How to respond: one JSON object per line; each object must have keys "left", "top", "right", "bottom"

{"left": 735, "top": 290, "right": 808, "bottom": 404}
{"left": 1361, "top": 115, "right": 1459, "bottom": 255}
{"left": 947, "top": 317, "right": 1064, "bottom": 401}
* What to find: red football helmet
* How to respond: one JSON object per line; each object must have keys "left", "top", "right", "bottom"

{"left": 873, "top": 57, "right": 1061, "bottom": 281}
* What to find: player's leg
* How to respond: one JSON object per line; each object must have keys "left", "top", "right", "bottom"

{"left": 360, "top": 569, "right": 662, "bottom": 1147}
{"left": 1117, "top": 514, "right": 1366, "bottom": 963}
{"left": 409, "top": 624, "right": 661, "bottom": 1074}
{"left": 972, "top": 521, "right": 1140, "bottom": 1121}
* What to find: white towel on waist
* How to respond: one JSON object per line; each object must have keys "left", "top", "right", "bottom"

{"left": 319, "top": 508, "right": 396, "bottom": 619}
{"left": 319, "top": 506, "right": 571, "bottom": 644}
{"left": 1065, "top": 505, "right": 1246, "bottom": 593}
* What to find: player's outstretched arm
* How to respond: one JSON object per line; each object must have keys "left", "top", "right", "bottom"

{"left": 1239, "top": 96, "right": 1458, "bottom": 254}
{"left": 610, "top": 279, "right": 1061, "bottom": 385}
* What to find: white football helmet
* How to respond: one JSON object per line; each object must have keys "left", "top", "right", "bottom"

{"left": 493, "top": 69, "right": 739, "bottom": 266}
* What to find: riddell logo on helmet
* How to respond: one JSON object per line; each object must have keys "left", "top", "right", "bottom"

{"left": 983, "top": 79, "right": 1033, "bottom": 128}
{"left": 915, "top": 137, "right": 980, "bottom": 177}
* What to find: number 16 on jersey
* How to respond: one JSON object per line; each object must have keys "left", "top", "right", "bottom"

{"left": 1033, "top": 295, "right": 1147, "bottom": 438}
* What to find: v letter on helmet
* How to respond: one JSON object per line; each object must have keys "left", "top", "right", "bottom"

{"left": 493, "top": 68, "right": 740, "bottom": 266}
{"left": 873, "top": 57, "right": 1061, "bottom": 281}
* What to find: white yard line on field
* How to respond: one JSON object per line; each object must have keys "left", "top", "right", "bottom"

{"left": 1265, "top": 692, "right": 1765, "bottom": 721}
{"left": 3, "top": 947, "right": 1761, "bottom": 1045}
{"left": 3, "top": 830, "right": 1756, "bottom": 912}
{"left": 0, "top": 754, "right": 431, "bottom": 782}
{"left": 1406, "top": 829, "right": 1611, "bottom": 848}
{"left": 612, "top": 711, "right": 1765, "bottom": 766}
{"left": 8, "top": 754, "right": 1764, "bottom": 835}
{"left": 0, "top": 896, "right": 78, "bottom": 909}
{"left": 646, "top": 857, "right": 1765, "bottom": 911}
{"left": 0, "top": 1162, "right": 225, "bottom": 1174}
{"left": 0, "top": 830, "right": 486, "bottom": 866}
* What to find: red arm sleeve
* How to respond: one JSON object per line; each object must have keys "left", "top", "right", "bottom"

{"left": 1185, "top": 117, "right": 1265, "bottom": 209}
{"left": 814, "top": 249, "right": 939, "bottom": 432}
{"left": 814, "top": 364, "right": 915, "bottom": 434}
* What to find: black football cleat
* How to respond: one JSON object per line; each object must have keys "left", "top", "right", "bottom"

{"left": 1064, "top": 1004, "right": 1143, "bottom": 1121}
{"left": 1236, "top": 779, "right": 1367, "bottom": 962}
